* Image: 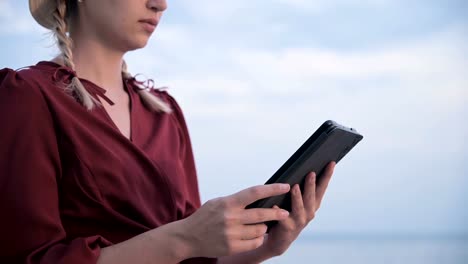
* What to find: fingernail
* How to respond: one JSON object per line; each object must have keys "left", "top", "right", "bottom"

{"left": 310, "top": 172, "right": 316, "bottom": 182}
{"left": 280, "top": 184, "right": 290, "bottom": 191}
{"left": 294, "top": 185, "right": 299, "bottom": 193}
{"left": 280, "top": 210, "right": 289, "bottom": 217}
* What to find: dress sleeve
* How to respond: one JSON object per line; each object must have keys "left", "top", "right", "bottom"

{"left": 164, "top": 92, "right": 203, "bottom": 214}
{"left": 0, "top": 69, "right": 112, "bottom": 264}
{"left": 163, "top": 92, "right": 218, "bottom": 264}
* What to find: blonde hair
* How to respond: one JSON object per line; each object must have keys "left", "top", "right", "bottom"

{"left": 52, "top": 0, "right": 172, "bottom": 113}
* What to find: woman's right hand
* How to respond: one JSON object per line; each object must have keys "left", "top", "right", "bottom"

{"left": 179, "top": 183, "right": 291, "bottom": 258}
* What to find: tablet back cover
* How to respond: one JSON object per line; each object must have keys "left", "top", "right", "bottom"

{"left": 247, "top": 120, "right": 363, "bottom": 212}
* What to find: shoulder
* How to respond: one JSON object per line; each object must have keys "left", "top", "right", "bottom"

{"left": 0, "top": 67, "right": 53, "bottom": 114}
{"left": 1, "top": 64, "right": 52, "bottom": 92}
{"left": 147, "top": 88, "right": 193, "bottom": 136}
{"left": 1, "top": 67, "right": 39, "bottom": 96}
{"left": 150, "top": 89, "right": 186, "bottom": 118}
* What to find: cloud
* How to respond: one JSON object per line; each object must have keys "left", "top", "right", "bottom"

{"left": 130, "top": 27, "right": 468, "bottom": 213}
{"left": 230, "top": 27, "right": 466, "bottom": 85}
{"left": 127, "top": 24, "right": 467, "bottom": 235}
{"left": 136, "top": 25, "right": 466, "bottom": 120}
{"left": 175, "top": 0, "right": 262, "bottom": 22}
{"left": 0, "top": 1, "right": 13, "bottom": 19}
{"left": 127, "top": 4, "right": 467, "bottom": 161}
{"left": 0, "top": 1, "right": 47, "bottom": 35}
{"left": 176, "top": 0, "right": 395, "bottom": 21}
{"left": 272, "top": 0, "right": 393, "bottom": 12}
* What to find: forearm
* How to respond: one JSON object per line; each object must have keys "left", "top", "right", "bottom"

{"left": 97, "top": 220, "right": 193, "bottom": 264}
{"left": 217, "top": 244, "right": 275, "bottom": 264}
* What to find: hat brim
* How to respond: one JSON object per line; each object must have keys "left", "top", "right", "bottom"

{"left": 29, "top": 0, "right": 58, "bottom": 29}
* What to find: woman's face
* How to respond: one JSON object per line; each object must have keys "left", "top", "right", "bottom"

{"left": 73, "top": 0, "right": 167, "bottom": 52}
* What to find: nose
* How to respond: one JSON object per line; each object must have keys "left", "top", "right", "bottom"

{"left": 147, "top": 0, "right": 167, "bottom": 12}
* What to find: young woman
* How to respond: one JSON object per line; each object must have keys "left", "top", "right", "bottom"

{"left": 0, "top": 0, "right": 336, "bottom": 263}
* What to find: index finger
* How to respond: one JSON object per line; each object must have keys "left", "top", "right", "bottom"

{"left": 229, "top": 183, "right": 291, "bottom": 207}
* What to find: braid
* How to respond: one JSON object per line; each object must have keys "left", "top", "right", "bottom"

{"left": 51, "top": 0, "right": 170, "bottom": 113}
{"left": 121, "top": 59, "right": 133, "bottom": 80}
{"left": 122, "top": 60, "right": 172, "bottom": 113}
{"left": 52, "top": 0, "right": 99, "bottom": 110}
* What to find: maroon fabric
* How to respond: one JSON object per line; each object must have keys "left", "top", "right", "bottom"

{"left": 0, "top": 61, "right": 216, "bottom": 264}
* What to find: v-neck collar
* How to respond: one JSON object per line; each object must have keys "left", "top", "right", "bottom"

{"left": 97, "top": 79, "right": 135, "bottom": 143}
{"left": 37, "top": 60, "right": 116, "bottom": 105}
{"left": 35, "top": 60, "right": 137, "bottom": 144}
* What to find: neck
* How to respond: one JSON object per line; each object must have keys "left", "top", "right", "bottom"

{"left": 59, "top": 32, "right": 127, "bottom": 93}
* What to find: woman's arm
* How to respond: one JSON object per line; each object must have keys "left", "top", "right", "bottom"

{"left": 97, "top": 220, "right": 191, "bottom": 264}
{"left": 98, "top": 184, "right": 292, "bottom": 263}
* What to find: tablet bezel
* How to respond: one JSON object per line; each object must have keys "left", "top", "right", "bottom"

{"left": 246, "top": 120, "right": 363, "bottom": 213}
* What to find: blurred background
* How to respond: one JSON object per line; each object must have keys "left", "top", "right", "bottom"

{"left": 1, "top": 0, "right": 467, "bottom": 263}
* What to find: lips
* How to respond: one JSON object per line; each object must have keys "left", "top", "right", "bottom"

{"left": 139, "top": 18, "right": 158, "bottom": 26}
{"left": 139, "top": 18, "right": 158, "bottom": 33}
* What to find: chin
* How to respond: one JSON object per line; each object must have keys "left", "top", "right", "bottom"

{"left": 124, "top": 37, "right": 150, "bottom": 51}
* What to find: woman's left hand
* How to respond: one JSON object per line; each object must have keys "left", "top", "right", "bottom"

{"left": 259, "top": 161, "right": 336, "bottom": 257}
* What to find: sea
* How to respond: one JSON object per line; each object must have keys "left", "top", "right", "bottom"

{"left": 264, "top": 234, "right": 468, "bottom": 264}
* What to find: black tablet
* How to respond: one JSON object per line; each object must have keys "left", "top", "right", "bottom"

{"left": 246, "top": 120, "right": 363, "bottom": 214}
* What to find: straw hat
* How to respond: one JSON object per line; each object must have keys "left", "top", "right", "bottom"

{"left": 29, "top": 0, "right": 60, "bottom": 29}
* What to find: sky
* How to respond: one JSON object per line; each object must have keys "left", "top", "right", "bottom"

{"left": 0, "top": 0, "right": 467, "bottom": 237}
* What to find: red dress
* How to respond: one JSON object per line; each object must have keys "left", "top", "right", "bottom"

{"left": 0, "top": 61, "right": 216, "bottom": 264}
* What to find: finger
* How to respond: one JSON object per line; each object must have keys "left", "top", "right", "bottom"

{"left": 291, "top": 184, "right": 306, "bottom": 219}
{"left": 241, "top": 208, "right": 289, "bottom": 224}
{"left": 230, "top": 183, "right": 290, "bottom": 207}
{"left": 233, "top": 235, "right": 265, "bottom": 254}
{"left": 273, "top": 205, "right": 297, "bottom": 230}
{"left": 303, "top": 172, "right": 317, "bottom": 218}
{"left": 316, "top": 162, "right": 335, "bottom": 204}
{"left": 239, "top": 223, "right": 268, "bottom": 240}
